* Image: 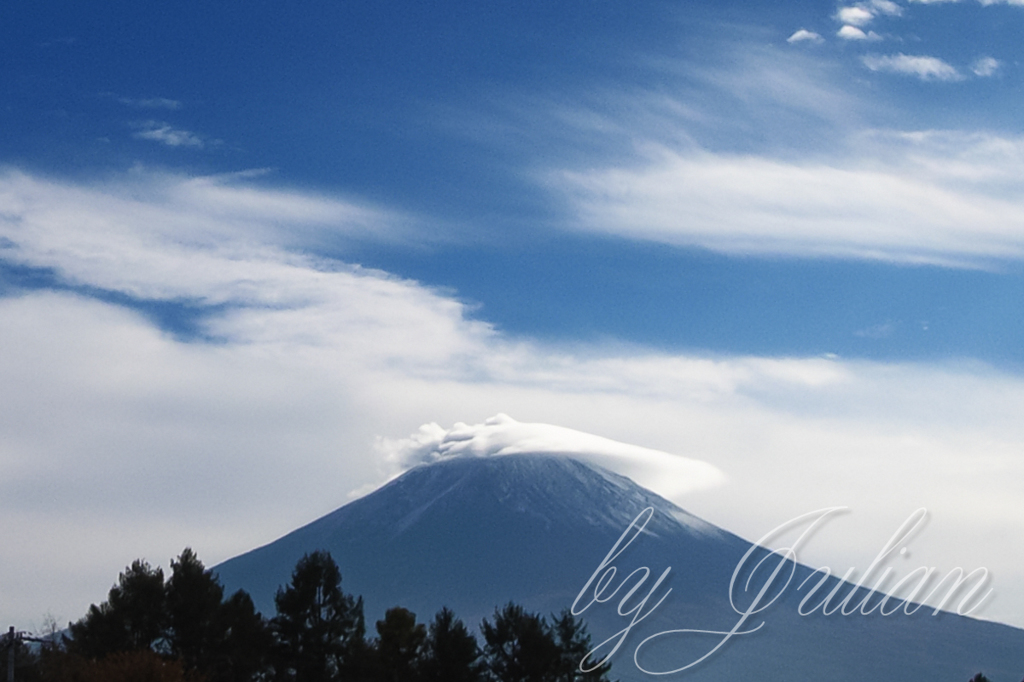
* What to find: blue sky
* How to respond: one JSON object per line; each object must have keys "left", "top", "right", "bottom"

{"left": 6, "top": 0, "right": 1024, "bottom": 363}
{"left": 4, "top": 0, "right": 1024, "bottom": 635}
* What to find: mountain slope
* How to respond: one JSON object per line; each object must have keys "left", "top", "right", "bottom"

{"left": 215, "top": 454, "right": 1024, "bottom": 681}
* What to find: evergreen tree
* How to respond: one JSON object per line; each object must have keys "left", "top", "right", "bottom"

{"left": 166, "top": 548, "right": 225, "bottom": 672}
{"left": 371, "top": 607, "right": 426, "bottom": 682}
{"left": 481, "top": 603, "right": 560, "bottom": 682}
{"left": 166, "top": 548, "right": 273, "bottom": 682}
{"left": 62, "top": 550, "right": 271, "bottom": 682}
{"left": 271, "top": 551, "right": 365, "bottom": 682}
{"left": 211, "top": 589, "right": 275, "bottom": 682}
{"left": 551, "top": 610, "right": 612, "bottom": 682}
{"left": 68, "top": 559, "right": 166, "bottom": 658}
{"left": 419, "top": 607, "right": 485, "bottom": 682}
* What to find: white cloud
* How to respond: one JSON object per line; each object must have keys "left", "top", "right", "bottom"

{"left": 549, "top": 131, "right": 1024, "bottom": 265}
{"left": 837, "top": 6, "right": 876, "bottom": 25}
{"left": 0, "top": 169, "right": 413, "bottom": 300}
{"left": 377, "top": 413, "right": 726, "bottom": 498}
{"left": 837, "top": 25, "right": 882, "bottom": 40}
{"left": 132, "top": 121, "right": 207, "bottom": 148}
{"left": 972, "top": 56, "right": 1001, "bottom": 76}
{"left": 787, "top": 29, "right": 824, "bottom": 44}
{"left": 2, "top": 168, "right": 1024, "bottom": 632}
{"left": 867, "top": 0, "right": 903, "bottom": 15}
{"left": 861, "top": 53, "right": 962, "bottom": 81}
{"left": 671, "top": 45, "right": 865, "bottom": 133}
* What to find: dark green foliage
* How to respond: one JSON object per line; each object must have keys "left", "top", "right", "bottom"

{"left": 212, "top": 589, "right": 275, "bottom": 682}
{"left": 56, "top": 547, "right": 614, "bottom": 682}
{"left": 419, "top": 607, "right": 485, "bottom": 682}
{"left": 551, "top": 609, "right": 613, "bottom": 682}
{"left": 166, "top": 548, "right": 273, "bottom": 682}
{"left": 68, "top": 559, "right": 166, "bottom": 658}
{"left": 481, "top": 604, "right": 613, "bottom": 682}
{"left": 271, "top": 550, "right": 365, "bottom": 682}
{"left": 968, "top": 674, "right": 991, "bottom": 682}
{"left": 63, "top": 549, "right": 272, "bottom": 682}
{"left": 371, "top": 607, "right": 426, "bottom": 682}
{"left": 481, "top": 603, "right": 561, "bottom": 682}
{"left": 166, "top": 547, "right": 225, "bottom": 670}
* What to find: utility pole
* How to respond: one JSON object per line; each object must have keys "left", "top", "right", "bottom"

{"left": 3, "top": 626, "right": 49, "bottom": 682}
{"left": 5, "top": 627, "right": 14, "bottom": 682}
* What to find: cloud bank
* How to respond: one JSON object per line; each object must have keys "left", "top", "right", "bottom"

{"left": 2, "top": 169, "right": 1024, "bottom": 632}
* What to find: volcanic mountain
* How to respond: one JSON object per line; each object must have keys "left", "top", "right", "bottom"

{"left": 216, "top": 453, "right": 1024, "bottom": 681}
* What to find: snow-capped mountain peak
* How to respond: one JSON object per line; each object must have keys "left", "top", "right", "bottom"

{"left": 375, "top": 413, "right": 725, "bottom": 500}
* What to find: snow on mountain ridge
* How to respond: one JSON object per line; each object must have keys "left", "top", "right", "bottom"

{"left": 379, "top": 452, "right": 723, "bottom": 541}
{"left": 216, "top": 451, "right": 736, "bottom": 628}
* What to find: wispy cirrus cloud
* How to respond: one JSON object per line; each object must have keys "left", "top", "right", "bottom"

{"left": 132, "top": 121, "right": 208, "bottom": 148}
{"left": 861, "top": 53, "right": 962, "bottom": 81}
{"left": 494, "top": 43, "right": 1024, "bottom": 265}
{"left": 0, "top": 169, "right": 413, "bottom": 302}
{"left": 547, "top": 129, "right": 1024, "bottom": 266}
{"left": 117, "top": 96, "right": 182, "bottom": 110}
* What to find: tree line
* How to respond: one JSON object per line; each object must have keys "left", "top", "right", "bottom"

{"left": 3, "top": 549, "right": 614, "bottom": 682}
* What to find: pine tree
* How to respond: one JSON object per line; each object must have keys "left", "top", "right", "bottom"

{"left": 271, "top": 551, "right": 364, "bottom": 682}
{"left": 64, "top": 550, "right": 271, "bottom": 681}
{"left": 166, "top": 548, "right": 273, "bottom": 682}
{"left": 211, "top": 589, "right": 275, "bottom": 682}
{"left": 481, "top": 603, "right": 560, "bottom": 682}
{"left": 551, "top": 610, "right": 613, "bottom": 682}
{"left": 68, "top": 559, "right": 166, "bottom": 658}
{"left": 419, "top": 607, "right": 485, "bottom": 682}
{"left": 166, "top": 548, "right": 225, "bottom": 672}
{"left": 371, "top": 607, "right": 426, "bottom": 682}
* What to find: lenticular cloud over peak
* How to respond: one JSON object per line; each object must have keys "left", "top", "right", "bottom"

{"left": 377, "top": 413, "right": 726, "bottom": 499}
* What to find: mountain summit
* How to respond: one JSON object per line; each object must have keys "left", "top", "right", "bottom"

{"left": 216, "top": 453, "right": 730, "bottom": 626}
{"left": 216, "top": 452, "right": 1023, "bottom": 681}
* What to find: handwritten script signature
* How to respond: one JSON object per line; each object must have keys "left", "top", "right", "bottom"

{"left": 571, "top": 507, "right": 991, "bottom": 676}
